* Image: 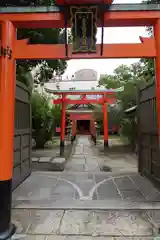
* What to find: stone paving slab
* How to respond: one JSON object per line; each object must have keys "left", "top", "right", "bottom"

{"left": 66, "top": 237, "right": 155, "bottom": 240}
{"left": 65, "top": 163, "right": 85, "bottom": 172}
{"left": 12, "top": 173, "right": 59, "bottom": 201}
{"left": 51, "top": 181, "right": 77, "bottom": 200}
{"left": 12, "top": 199, "right": 160, "bottom": 210}
{"left": 39, "top": 157, "right": 52, "bottom": 163}
{"left": 120, "top": 189, "right": 146, "bottom": 201}
{"left": 32, "top": 157, "right": 40, "bottom": 162}
{"left": 32, "top": 148, "right": 59, "bottom": 158}
{"left": 12, "top": 209, "right": 64, "bottom": 235}
{"left": 12, "top": 209, "right": 155, "bottom": 237}
{"left": 12, "top": 235, "right": 155, "bottom": 239}
{"left": 114, "top": 177, "right": 135, "bottom": 188}
{"left": 60, "top": 210, "right": 153, "bottom": 236}
{"left": 84, "top": 164, "right": 100, "bottom": 172}
{"left": 130, "top": 175, "right": 160, "bottom": 201}
{"left": 13, "top": 235, "right": 46, "bottom": 240}
{"left": 12, "top": 172, "right": 160, "bottom": 202}
{"left": 96, "top": 180, "right": 122, "bottom": 200}
{"left": 71, "top": 157, "right": 86, "bottom": 165}
{"left": 146, "top": 210, "right": 160, "bottom": 229}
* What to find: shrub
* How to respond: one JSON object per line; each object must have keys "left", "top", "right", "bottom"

{"left": 51, "top": 104, "right": 61, "bottom": 135}
{"left": 120, "top": 115, "right": 137, "bottom": 151}
{"left": 31, "top": 91, "right": 55, "bottom": 148}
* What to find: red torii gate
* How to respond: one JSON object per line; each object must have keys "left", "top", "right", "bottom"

{"left": 49, "top": 89, "right": 117, "bottom": 155}
{"left": 0, "top": 1, "right": 160, "bottom": 238}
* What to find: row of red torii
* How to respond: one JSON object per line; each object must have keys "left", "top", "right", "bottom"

{"left": 47, "top": 88, "right": 119, "bottom": 155}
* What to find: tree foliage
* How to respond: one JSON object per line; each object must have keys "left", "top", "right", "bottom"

{"left": 99, "top": 62, "right": 149, "bottom": 110}
{"left": 2, "top": 0, "right": 68, "bottom": 86}
{"left": 97, "top": 59, "right": 154, "bottom": 149}
{"left": 31, "top": 91, "right": 61, "bottom": 148}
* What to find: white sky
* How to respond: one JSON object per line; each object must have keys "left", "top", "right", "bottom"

{"left": 62, "top": 0, "right": 149, "bottom": 80}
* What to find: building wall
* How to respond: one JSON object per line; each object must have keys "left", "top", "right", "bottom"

{"left": 38, "top": 69, "right": 99, "bottom": 94}
{"left": 75, "top": 69, "right": 98, "bottom": 81}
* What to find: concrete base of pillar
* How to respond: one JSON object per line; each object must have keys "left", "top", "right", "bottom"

{"left": 60, "top": 140, "right": 65, "bottom": 156}
{"left": 71, "top": 135, "right": 76, "bottom": 143}
{"left": 0, "top": 180, "right": 16, "bottom": 240}
{"left": 0, "top": 224, "right": 16, "bottom": 240}
{"left": 91, "top": 135, "right": 96, "bottom": 145}
{"left": 93, "top": 136, "right": 96, "bottom": 145}
{"left": 104, "top": 140, "right": 109, "bottom": 148}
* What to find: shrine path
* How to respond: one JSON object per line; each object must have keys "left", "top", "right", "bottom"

{"left": 11, "top": 136, "right": 160, "bottom": 239}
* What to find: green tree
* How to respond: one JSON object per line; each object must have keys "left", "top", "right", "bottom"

{"left": 97, "top": 62, "right": 149, "bottom": 149}
{"left": 98, "top": 74, "right": 122, "bottom": 89}
{"left": 16, "top": 65, "right": 34, "bottom": 92}
{"left": 99, "top": 63, "right": 147, "bottom": 109}
{"left": 31, "top": 91, "right": 62, "bottom": 148}
{"left": 2, "top": 0, "right": 68, "bottom": 87}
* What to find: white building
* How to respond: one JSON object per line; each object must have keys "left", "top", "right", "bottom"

{"left": 74, "top": 69, "right": 98, "bottom": 82}
{"left": 44, "top": 69, "right": 99, "bottom": 92}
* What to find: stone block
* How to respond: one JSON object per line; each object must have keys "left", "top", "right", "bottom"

{"left": 51, "top": 157, "right": 66, "bottom": 171}
{"left": 39, "top": 157, "right": 52, "bottom": 163}
{"left": 32, "top": 157, "right": 39, "bottom": 162}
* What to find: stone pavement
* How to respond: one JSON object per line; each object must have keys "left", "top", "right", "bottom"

{"left": 12, "top": 171, "right": 160, "bottom": 203}
{"left": 65, "top": 135, "right": 100, "bottom": 172}
{"left": 31, "top": 139, "right": 73, "bottom": 171}
{"left": 95, "top": 137, "right": 137, "bottom": 173}
{"left": 11, "top": 208, "right": 159, "bottom": 239}
{"left": 11, "top": 136, "right": 160, "bottom": 239}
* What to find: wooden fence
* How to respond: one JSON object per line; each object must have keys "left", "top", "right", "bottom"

{"left": 138, "top": 82, "right": 160, "bottom": 185}
{"left": 12, "top": 81, "right": 32, "bottom": 190}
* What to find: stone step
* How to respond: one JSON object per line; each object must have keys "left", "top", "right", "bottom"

{"left": 32, "top": 157, "right": 66, "bottom": 171}
{"left": 12, "top": 234, "right": 155, "bottom": 240}
{"left": 12, "top": 234, "right": 155, "bottom": 239}
{"left": 12, "top": 199, "right": 160, "bottom": 210}
{"left": 11, "top": 209, "right": 158, "bottom": 237}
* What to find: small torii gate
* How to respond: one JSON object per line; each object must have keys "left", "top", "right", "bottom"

{"left": 0, "top": 0, "right": 160, "bottom": 238}
{"left": 47, "top": 89, "right": 117, "bottom": 156}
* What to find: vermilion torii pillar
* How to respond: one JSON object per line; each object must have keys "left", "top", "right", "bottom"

{"left": 60, "top": 94, "right": 66, "bottom": 156}
{"left": 103, "top": 100, "right": 108, "bottom": 148}
{"left": 0, "top": 21, "right": 16, "bottom": 239}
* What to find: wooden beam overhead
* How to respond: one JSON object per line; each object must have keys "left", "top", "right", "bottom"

{"left": 0, "top": 4, "right": 159, "bottom": 28}
{"left": 14, "top": 37, "right": 156, "bottom": 59}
